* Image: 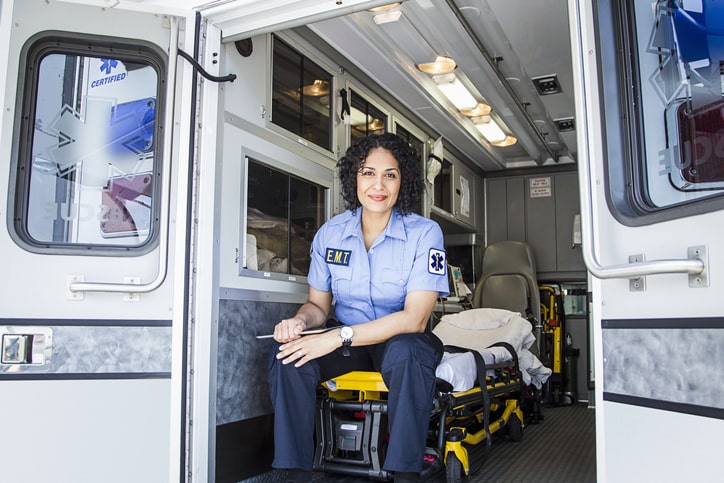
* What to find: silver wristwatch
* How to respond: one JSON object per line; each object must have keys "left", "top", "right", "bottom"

{"left": 339, "top": 326, "right": 353, "bottom": 356}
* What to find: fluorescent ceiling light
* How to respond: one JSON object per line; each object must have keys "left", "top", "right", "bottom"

{"left": 416, "top": 56, "right": 457, "bottom": 75}
{"left": 432, "top": 73, "right": 477, "bottom": 110}
{"left": 373, "top": 10, "right": 402, "bottom": 24}
{"left": 473, "top": 115, "right": 507, "bottom": 143}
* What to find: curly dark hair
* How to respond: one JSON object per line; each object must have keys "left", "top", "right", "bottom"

{"left": 337, "top": 133, "right": 424, "bottom": 215}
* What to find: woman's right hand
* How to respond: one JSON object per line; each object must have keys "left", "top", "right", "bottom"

{"left": 273, "top": 317, "right": 307, "bottom": 343}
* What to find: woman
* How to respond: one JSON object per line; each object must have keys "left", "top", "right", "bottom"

{"left": 268, "top": 133, "right": 449, "bottom": 483}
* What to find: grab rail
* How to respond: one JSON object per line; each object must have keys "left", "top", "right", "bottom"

{"left": 569, "top": 0, "right": 705, "bottom": 281}
{"left": 69, "top": 16, "right": 179, "bottom": 294}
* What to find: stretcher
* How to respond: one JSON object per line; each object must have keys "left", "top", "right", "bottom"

{"left": 312, "top": 341, "right": 525, "bottom": 482}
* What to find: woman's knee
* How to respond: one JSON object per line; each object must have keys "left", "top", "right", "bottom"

{"left": 380, "top": 334, "right": 438, "bottom": 372}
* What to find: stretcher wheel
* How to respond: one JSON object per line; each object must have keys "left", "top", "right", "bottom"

{"left": 507, "top": 413, "right": 524, "bottom": 442}
{"left": 445, "top": 453, "right": 465, "bottom": 483}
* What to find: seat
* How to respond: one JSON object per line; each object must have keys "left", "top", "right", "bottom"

{"left": 472, "top": 240, "right": 541, "bottom": 354}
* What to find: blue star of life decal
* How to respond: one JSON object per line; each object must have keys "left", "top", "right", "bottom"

{"left": 428, "top": 248, "right": 446, "bottom": 275}
{"left": 100, "top": 58, "right": 118, "bottom": 75}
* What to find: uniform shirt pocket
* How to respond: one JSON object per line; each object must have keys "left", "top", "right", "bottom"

{"left": 331, "top": 266, "right": 354, "bottom": 301}
{"left": 379, "top": 267, "right": 409, "bottom": 309}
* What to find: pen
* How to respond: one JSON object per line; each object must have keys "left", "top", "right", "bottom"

{"left": 255, "top": 328, "right": 335, "bottom": 339}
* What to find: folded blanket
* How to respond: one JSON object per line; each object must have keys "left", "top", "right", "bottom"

{"left": 432, "top": 308, "right": 535, "bottom": 353}
{"left": 432, "top": 308, "right": 550, "bottom": 391}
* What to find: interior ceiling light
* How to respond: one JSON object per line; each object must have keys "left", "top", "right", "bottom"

{"left": 491, "top": 135, "right": 518, "bottom": 147}
{"left": 472, "top": 115, "right": 507, "bottom": 144}
{"left": 416, "top": 56, "right": 457, "bottom": 75}
{"left": 368, "top": 2, "right": 401, "bottom": 12}
{"left": 432, "top": 73, "right": 478, "bottom": 111}
{"left": 301, "top": 79, "right": 329, "bottom": 96}
{"left": 460, "top": 102, "right": 492, "bottom": 117}
{"left": 372, "top": 10, "right": 402, "bottom": 24}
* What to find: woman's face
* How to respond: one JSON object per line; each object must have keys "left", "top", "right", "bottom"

{"left": 357, "top": 147, "right": 401, "bottom": 216}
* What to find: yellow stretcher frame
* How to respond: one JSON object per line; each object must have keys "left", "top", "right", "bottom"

{"left": 540, "top": 284, "right": 565, "bottom": 404}
{"left": 314, "top": 346, "right": 525, "bottom": 482}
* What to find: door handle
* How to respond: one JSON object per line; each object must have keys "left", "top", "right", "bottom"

{"left": 1, "top": 327, "right": 53, "bottom": 365}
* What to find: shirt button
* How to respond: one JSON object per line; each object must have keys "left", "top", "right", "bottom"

{"left": 369, "top": 248, "right": 374, "bottom": 253}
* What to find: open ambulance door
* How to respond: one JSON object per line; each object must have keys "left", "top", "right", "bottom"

{"left": 0, "top": 1, "right": 196, "bottom": 481}
{"left": 571, "top": 0, "right": 724, "bottom": 481}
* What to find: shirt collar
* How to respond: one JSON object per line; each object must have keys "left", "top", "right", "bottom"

{"left": 341, "top": 207, "right": 407, "bottom": 242}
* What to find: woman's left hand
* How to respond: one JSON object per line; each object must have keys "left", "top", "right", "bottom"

{"left": 277, "top": 329, "right": 340, "bottom": 367}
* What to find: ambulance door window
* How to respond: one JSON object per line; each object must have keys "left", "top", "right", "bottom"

{"left": 599, "top": 0, "right": 724, "bottom": 223}
{"left": 11, "top": 36, "right": 164, "bottom": 251}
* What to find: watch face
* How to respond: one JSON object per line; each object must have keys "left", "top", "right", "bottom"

{"left": 340, "top": 326, "right": 353, "bottom": 340}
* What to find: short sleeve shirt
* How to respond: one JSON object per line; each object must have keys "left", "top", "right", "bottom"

{"left": 307, "top": 207, "right": 449, "bottom": 325}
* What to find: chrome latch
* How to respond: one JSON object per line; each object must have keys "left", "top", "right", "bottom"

{"left": 1, "top": 327, "right": 53, "bottom": 365}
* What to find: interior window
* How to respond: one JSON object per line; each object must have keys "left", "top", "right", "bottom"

{"left": 395, "top": 124, "right": 424, "bottom": 162}
{"left": 395, "top": 123, "right": 424, "bottom": 214}
{"left": 244, "top": 158, "right": 326, "bottom": 277}
{"left": 12, "top": 37, "right": 163, "bottom": 249}
{"left": 433, "top": 158, "right": 453, "bottom": 213}
{"left": 600, "top": 0, "right": 724, "bottom": 222}
{"left": 271, "top": 35, "right": 333, "bottom": 151}
{"left": 350, "top": 90, "right": 387, "bottom": 143}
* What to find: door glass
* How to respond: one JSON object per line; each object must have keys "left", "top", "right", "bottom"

{"left": 17, "top": 47, "right": 161, "bottom": 248}
{"left": 607, "top": 0, "right": 724, "bottom": 213}
{"left": 648, "top": 0, "right": 724, "bottom": 202}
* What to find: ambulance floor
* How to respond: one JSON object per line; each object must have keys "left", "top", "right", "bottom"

{"left": 256, "top": 402, "right": 596, "bottom": 483}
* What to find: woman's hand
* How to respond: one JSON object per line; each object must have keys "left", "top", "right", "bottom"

{"left": 273, "top": 287, "right": 332, "bottom": 344}
{"left": 273, "top": 316, "right": 308, "bottom": 343}
{"left": 277, "top": 329, "right": 341, "bottom": 367}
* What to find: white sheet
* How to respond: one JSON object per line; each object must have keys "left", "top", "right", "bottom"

{"left": 432, "top": 308, "right": 552, "bottom": 391}
{"left": 435, "top": 347, "right": 552, "bottom": 391}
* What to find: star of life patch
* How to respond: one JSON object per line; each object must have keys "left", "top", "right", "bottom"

{"left": 428, "top": 248, "right": 446, "bottom": 275}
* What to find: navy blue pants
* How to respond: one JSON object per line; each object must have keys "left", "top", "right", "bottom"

{"left": 268, "top": 330, "right": 443, "bottom": 474}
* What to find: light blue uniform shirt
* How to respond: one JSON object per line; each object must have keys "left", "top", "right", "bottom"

{"left": 307, "top": 207, "right": 449, "bottom": 325}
